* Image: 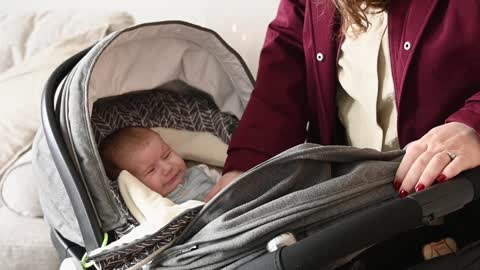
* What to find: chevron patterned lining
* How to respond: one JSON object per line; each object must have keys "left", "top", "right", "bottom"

{"left": 89, "top": 88, "right": 237, "bottom": 269}
{"left": 90, "top": 208, "right": 201, "bottom": 270}
{"left": 91, "top": 88, "right": 238, "bottom": 145}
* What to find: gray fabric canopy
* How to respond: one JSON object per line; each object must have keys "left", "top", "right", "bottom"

{"left": 33, "top": 21, "right": 254, "bottom": 246}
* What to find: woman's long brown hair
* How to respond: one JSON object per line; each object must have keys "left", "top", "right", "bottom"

{"left": 333, "top": 0, "right": 389, "bottom": 33}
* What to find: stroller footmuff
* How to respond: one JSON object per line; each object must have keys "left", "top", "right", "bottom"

{"left": 33, "top": 21, "right": 480, "bottom": 270}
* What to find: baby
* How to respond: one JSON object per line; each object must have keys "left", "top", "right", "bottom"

{"left": 99, "top": 127, "right": 219, "bottom": 203}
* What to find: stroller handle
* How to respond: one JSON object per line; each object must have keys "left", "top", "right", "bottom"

{"left": 41, "top": 47, "right": 104, "bottom": 251}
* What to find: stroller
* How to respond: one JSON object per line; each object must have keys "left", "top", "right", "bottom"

{"left": 33, "top": 21, "right": 480, "bottom": 270}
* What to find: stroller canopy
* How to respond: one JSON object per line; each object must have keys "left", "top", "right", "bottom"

{"left": 86, "top": 22, "right": 254, "bottom": 118}
{"left": 34, "top": 21, "right": 254, "bottom": 246}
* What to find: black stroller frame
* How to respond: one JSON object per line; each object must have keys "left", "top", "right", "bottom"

{"left": 41, "top": 35, "right": 480, "bottom": 270}
{"left": 42, "top": 47, "right": 104, "bottom": 259}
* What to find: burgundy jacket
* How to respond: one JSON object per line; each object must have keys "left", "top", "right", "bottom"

{"left": 224, "top": 0, "right": 480, "bottom": 173}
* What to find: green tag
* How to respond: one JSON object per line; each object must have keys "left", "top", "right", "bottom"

{"left": 80, "top": 233, "right": 109, "bottom": 269}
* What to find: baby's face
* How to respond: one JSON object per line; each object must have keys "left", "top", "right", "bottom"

{"left": 125, "top": 134, "right": 186, "bottom": 196}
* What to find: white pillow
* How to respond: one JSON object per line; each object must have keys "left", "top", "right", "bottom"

{"left": 0, "top": 23, "right": 132, "bottom": 217}
{"left": 0, "top": 28, "right": 115, "bottom": 178}
{"left": 0, "top": 10, "right": 134, "bottom": 73}
{"left": 0, "top": 207, "right": 61, "bottom": 270}
{"left": 0, "top": 151, "right": 42, "bottom": 218}
{"left": 89, "top": 170, "right": 204, "bottom": 253}
{"left": 151, "top": 127, "right": 228, "bottom": 168}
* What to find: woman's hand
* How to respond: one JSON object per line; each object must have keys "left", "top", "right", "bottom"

{"left": 394, "top": 122, "right": 480, "bottom": 197}
{"left": 204, "top": 170, "right": 243, "bottom": 202}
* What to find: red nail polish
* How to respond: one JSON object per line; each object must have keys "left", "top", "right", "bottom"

{"left": 399, "top": 189, "right": 409, "bottom": 198}
{"left": 415, "top": 183, "right": 425, "bottom": 192}
{"left": 394, "top": 181, "right": 401, "bottom": 191}
{"left": 437, "top": 174, "right": 447, "bottom": 182}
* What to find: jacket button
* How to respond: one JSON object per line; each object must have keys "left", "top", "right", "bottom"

{"left": 316, "top": 52, "right": 324, "bottom": 62}
{"left": 403, "top": 41, "right": 411, "bottom": 51}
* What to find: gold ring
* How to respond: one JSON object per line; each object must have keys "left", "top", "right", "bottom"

{"left": 447, "top": 151, "right": 456, "bottom": 161}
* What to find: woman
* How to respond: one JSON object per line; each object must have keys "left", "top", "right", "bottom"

{"left": 206, "top": 0, "right": 480, "bottom": 201}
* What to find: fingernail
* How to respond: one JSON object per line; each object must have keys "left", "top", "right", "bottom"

{"left": 394, "top": 181, "right": 402, "bottom": 191}
{"left": 399, "top": 189, "right": 409, "bottom": 198}
{"left": 415, "top": 183, "right": 425, "bottom": 192}
{"left": 437, "top": 174, "right": 447, "bottom": 182}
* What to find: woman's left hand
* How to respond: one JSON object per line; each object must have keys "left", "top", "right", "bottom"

{"left": 394, "top": 122, "right": 480, "bottom": 197}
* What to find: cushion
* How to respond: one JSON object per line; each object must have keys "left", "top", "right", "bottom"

{"left": 152, "top": 127, "right": 228, "bottom": 167}
{"left": 0, "top": 29, "right": 104, "bottom": 178}
{"left": 118, "top": 170, "right": 204, "bottom": 225}
{"left": 0, "top": 17, "right": 133, "bottom": 217}
{"left": 0, "top": 151, "right": 42, "bottom": 218}
{"left": 86, "top": 170, "right": 202, "bottom": 270}
{"left": 0, "top": 10, "right": 134, "bottom": 74}
{"left": 0, "top": 206, "right": 61, "bottom": 270}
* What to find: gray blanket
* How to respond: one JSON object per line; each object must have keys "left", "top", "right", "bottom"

{"left": 150, "top": 143, "right": 405, "bottom": 269}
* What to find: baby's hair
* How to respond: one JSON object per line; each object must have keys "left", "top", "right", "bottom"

{"left": 99, "top": 127, "right": 159, "bottom": 179}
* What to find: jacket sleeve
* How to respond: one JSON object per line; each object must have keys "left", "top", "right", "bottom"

{"left": 446, "top": 91, "right": 480, "bottom": 133}
{"left": 224, "top": 0, "right": 308, "bottom": 173}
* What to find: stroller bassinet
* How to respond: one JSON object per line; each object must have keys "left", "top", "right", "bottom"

{"left": 33, "top": 21, "right": 480, "bottom": 270}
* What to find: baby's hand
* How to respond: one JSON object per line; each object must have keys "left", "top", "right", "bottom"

{"left": 204, "top": 170, "right": 242, "bottom": 202}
